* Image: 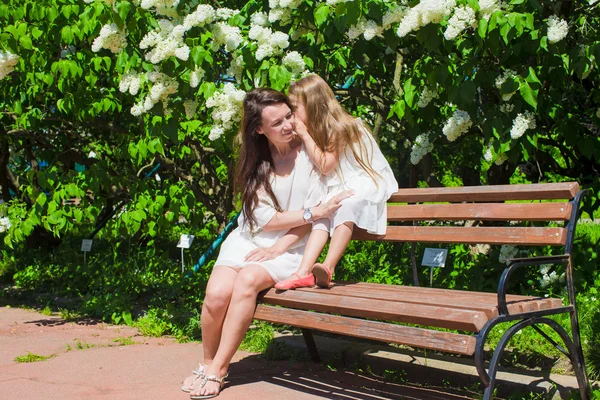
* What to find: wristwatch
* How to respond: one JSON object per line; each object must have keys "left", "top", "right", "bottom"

{"left": 303, "top": 207, "right": 313, "bottom": 222}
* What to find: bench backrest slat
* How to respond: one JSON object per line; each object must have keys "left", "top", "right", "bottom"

{"left": 388, "top": 182, "right": 580, "bottom": 203}
{"left": 352, "top": 226, "right": 567, "bottom": 246}
{"left": 387, "top": 203, "right": 572, "bottom": 222}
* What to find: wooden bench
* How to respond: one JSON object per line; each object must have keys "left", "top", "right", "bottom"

{"left": 254, "top": 182, "right": 591, "bottom": 399}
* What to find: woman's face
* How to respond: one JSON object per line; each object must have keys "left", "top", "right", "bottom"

{"left": 289, "top": 95, "right": 307, "bottom": 124}
{"left": 257, "top": 103, "right": 295, "bottom": 145}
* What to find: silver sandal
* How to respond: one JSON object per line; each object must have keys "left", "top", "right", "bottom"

{"left": 181, "top": 364, "right": 206, "bottom": 393}
{"left": 189, "top": 373, "right": 228, "bottom": 399}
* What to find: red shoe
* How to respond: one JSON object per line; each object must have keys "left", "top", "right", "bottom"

{"left": 274, "top": 274, "right": 315, "bottom": 290}
{"left": 313, "top": 263, "right": 332, "bottom": 288}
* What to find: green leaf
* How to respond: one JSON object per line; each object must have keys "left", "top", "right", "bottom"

{"left": 36, "top": 192, "right": 47, "bottom": 207}
{"left": 116, "top": 1, "right": 132, "bottom": 22}
{"left": 269, "top": 65, "right": 292, "bottom": 92}
{"left": 388, "top": 100, "right": 405, "bottom": 120}
{"left": 19, "top": 35, "right": 32, "bottom": 50}
{"left": 460, "top": 80, "right": 476, "bottom": 103}
{"left": 519, "top": 81, "right": 538, "bottom": 109}
{"left": 314, "top": 4, "right": 330, "bottom": 26}
{"left": 478, "top": 18, "right": 488, "bottom": 39}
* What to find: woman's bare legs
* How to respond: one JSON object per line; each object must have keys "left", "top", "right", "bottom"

{"left": 182, "top": 266, "right": 238, "bottom": 391}
{"left": 192, "top": 265, "right": 275, "bottom": 397}
{"left": 201, "top": 266, "right": 239, "bottom": 364}
{"left": 321, "top": 221, "right": 354, "bottom": 275}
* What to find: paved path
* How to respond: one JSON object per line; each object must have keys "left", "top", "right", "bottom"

{"left": 0, "top": 306, "right": 473, "bottom": 400}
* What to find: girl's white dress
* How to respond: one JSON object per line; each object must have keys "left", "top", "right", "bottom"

{"left": 312, "top": 120, "right": 398, "bottom": 235}
{"left": 214, "top": 144, "right": 320, "bottom": 283}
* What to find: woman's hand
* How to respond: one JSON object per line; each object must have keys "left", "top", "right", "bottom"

{"left": 313, "top": 190, "right": 354, "bottom": 220}
{"left": 244, "top": 244, "right": 286, "bottom": 263}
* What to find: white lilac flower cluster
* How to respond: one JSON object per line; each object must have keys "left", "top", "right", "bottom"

{"left": 483, "top": 143, "right": 494, "bottom": 162}
{"left": 227, "top": 53, "right": 244, "bottom": 83}
{"left": 216, "top": 8, "right": 238, "bottom": 20}
{"left": 347, "top": 18, "right": 383, "bottom": 41}
{"left": 495, "top": 69, "right": 517, "bottom": 101}
{"left": 442, "top": 109, "right": 472, "bottom": 141}
{"left": 206, "top": 83, "right": 246, "bottom": 141}
{"left": 478, "top": 0, "right": 505, "bottom": 20}
{"left": 417, "top": 86, "right": 438, "bottom": 108}
{"left": 189, "top": 66, "right": 206, "bottom": 88}
{"left": 499, "top": 103, "right": 514, "bottom": 114}
{"left": 444, "top": 5, "right": 477, "bottom": 40}
{"left": 249, "top": 24, "right": 290, "bottom": 61}
{"left": 130, "top": 71, "right": 179, "bottom": 116}
{"left": 268, "top": 0, "right": 301, "bottom": 25}
{"left": 538, "top": 265, "right": 565, "bottom": 288}
{"left": 251, "top": 12, "right": 269, "bottom": 27}
{"left": 119, "top": 72, "right": 142, "bottom": 95}
{"left": 0, "top": 217, "right": 11, "bottom": 233}
{"left": 183, "top": 4, "right": 216, "bottom": 27}
{"left": 382, "top": 5, "right": 407, "bottom": 30}
{"left": 470, "top": 243, "right": 491, "bottom": 256}
{"left": 494, "top": 152, "right": 508, "bottom": 165}
{"left": 396, "top": 0, "right": 456, "bottom": 38}
{"left": 510, "top": 110, "right": 536, "bottom": 139}
{"left": 282, "top": 51, "right": 307, "bottom": 76}
{"left": 498, "top": 245, "right": 518, "bottom": 264}
{"left": 410, "top": 133, "right": 434, "bottom": 165}
{"left": 141, "top": 0, "right": 180, "bottom": 18}
{"left": 183, "top": 100, "right": 197, "bottom": 119}
{"left": 91, "top": 23, "right": 128, "bottom": 54}
{"left": 139, "top": 20, "right": 190, "bottom": 64}
{"left": 211, "top": 22, "right": 244, "bottom": 52}
{"left": 547, "top": 15, "right": 568, "bottom": 44}
{"left": 0, "top": 50, "right": 19, "bottom": 80}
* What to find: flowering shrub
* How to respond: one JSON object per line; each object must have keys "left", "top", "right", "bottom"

{"left": 1, "top": 0, "right": 600, "bottom": 246}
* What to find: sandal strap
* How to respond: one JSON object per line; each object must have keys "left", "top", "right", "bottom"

{"left": 205, "top": 374, "right": 227, "bottom": 386}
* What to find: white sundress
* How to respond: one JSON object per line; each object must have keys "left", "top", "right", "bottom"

{"left": 214, "top": 144, "right": 321, "bottom": 283}
{"left": 312, "top": 119, "right": 399, "bottom": 235}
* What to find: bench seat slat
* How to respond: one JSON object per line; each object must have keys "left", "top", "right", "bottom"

{"left": 259, "top": 289, "right": 487, "bottom": 332}
{"left": 352, "top": 226, "right": 567, "bottom": 246}
{"left": 387, "top": 203, "right": 572, "bottom": 222}
{"left": 315, "top": 283, "right": 563, "bottom": 317}
{"left": 388, "top": 182, "right": 579, "bottom": 203}
{"left": 254, "top": 305, "right": 477, "bottom": 356}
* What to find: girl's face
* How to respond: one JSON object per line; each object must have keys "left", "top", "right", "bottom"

{"left": 257, "top": 102, "right": 295, "bottom": 145}
{"left": 290, "top": 96, "right": 308, "bottom": 125}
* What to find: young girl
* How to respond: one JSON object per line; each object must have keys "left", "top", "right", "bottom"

{"left": 275, "top": 74, "right": 399, "bottom": 289}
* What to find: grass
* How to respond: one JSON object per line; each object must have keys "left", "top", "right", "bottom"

{"left": 112, "top": 336, "right": 136, "bottom": 346}
{"left": 14, "top": 352, "right": 55, "bottom": 363}
{"left": 40, "top": 305, "right": 52, "bottom": 316}
{"left": 59, "top": 308, "right": 81, "bottom": 321}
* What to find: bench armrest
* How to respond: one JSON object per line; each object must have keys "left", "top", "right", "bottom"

{"left": 498, "top": 254, "right": 571, "bottom": 315}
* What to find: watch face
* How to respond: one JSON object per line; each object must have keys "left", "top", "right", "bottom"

{"left": 303, "top": 210, "right": 312, "bottom": 220}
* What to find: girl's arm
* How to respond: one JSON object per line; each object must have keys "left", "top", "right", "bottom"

{"left": 294, "top": 117, "right": 338, "bottom": 175}
{"left": 244, "top": 224, "right": 311, "bottom": 262}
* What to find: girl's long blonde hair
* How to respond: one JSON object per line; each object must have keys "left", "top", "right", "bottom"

{"left": 288, "top": 74, "right": 380, "bottom": 184}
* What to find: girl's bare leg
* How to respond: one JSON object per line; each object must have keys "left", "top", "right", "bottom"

{"left": 321, "top": 221, "right": 354, "bottom": 275}
{"left": 277, "top": 227, "right": 329, "bottom": 286}
{"left": 192, "top": 265, "right": 275, "bottom": 397}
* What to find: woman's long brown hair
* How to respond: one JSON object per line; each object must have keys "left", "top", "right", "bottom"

{"left": 235, "top": 88, "right": 293, "bottom": 231}
{"left": 288, "top": 74, "right": 380, "bottom": 184}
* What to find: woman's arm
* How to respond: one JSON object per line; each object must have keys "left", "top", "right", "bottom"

{"left": 244, "top": 224, "right": 311, "bottom": 262}
{"left": 262, "top": 190, "right": 353, "bottom": 232}
{"left": 294, "top": 117, "right": 338, "bottom": 175}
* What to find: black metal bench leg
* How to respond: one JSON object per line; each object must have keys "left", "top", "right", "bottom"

{"left": 301, "top": 328, "right": 320, "bottom": 362}
{"left": 568, "top": 312, "right": 592, "bottom": 399}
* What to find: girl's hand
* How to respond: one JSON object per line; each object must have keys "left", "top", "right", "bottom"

{"left": 244, "top": 244, "right": 286, "bottom": 262}
{"left": 293, "top": 115, "right": 310, "bottom": 140}
{"left": 313, "top": 190, "right": 354, "bottom": 219}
